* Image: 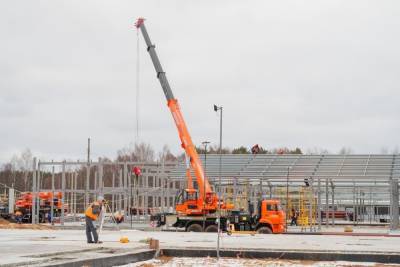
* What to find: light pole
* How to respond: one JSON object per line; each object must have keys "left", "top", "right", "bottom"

{"left": 214, "top": 104, "right": 223, "bottom": 260}
{"left": 202, "top": 141, "right": 210, "bottom": 231}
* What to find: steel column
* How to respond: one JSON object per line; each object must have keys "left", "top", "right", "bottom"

{"left": 325, "top": 179, "right": 329, "bottom": 226}
{"left": 390, "top": 179, "right": 399, "bottom": 230}
{"left": 61, "top": 161, "right": 66, "bottom": 226}
{"left": 317, "top": 177, "right": 321, "bottom": 230}
{"left": 32, "top": 157, "right": 37, "bottom": 224}
{"left": 51, "top": 164, "right": 54, "bottom": 224}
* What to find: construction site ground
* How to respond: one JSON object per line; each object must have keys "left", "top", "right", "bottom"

{"left": 2, "top": 226, "right": 400, "bottom": 266}
{"left": 123, "top": 257, "right": 400, "bottom": 267}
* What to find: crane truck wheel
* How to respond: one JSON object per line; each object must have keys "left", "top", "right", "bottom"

{"left": 186, "top": 223, "right": 203, "bottom": 232}
{"left": 205, "top": 225, "right": 218, "bottom": 232}
{"left": 257, "top": 226, "right": 272, "bottom": 234}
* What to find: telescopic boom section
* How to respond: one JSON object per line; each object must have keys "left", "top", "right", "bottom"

{"left": 135, "top": 18, "right": 212, "bottom": 200}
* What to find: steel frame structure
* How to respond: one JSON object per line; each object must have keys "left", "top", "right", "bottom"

{"left": 171, "top": 154, "right": 400, "bottom": 230}
{"left": 29, "top": 154, "right": 399, "bottom": 230}
{"left": 30, "top": 158, "right": 182, "bottom": 225}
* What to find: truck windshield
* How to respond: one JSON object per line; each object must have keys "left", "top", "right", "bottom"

{"left": 275, "top": 204, "right": 282, "bottom": 211}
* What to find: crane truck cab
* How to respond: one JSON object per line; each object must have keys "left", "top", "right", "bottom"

{"left": 255, "top": 199, "right": 285, "bottom": 234}
{"left": 227, "top": 199, "right": 285, "bottom": 234}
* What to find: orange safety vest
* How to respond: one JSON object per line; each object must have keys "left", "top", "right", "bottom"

{"left": 85, "top": 201, "right": 102, "bottom": 220}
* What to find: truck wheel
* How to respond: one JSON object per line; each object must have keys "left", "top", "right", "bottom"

{"left": 186, "top": 223, "right": 203, "bottom": 232}
{"left": 257, "top": 226, "right": 272, "bottom": 234}
{"left": 205, "top": 225, "right": 218, "bottom": 232}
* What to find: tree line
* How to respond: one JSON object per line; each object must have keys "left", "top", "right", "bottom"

{"left": 1, "top": 143, "right": 398, "bottom": 192}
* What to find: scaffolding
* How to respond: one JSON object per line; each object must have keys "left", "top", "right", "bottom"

{"left": 298, "top": 186, "right": 316, "bottom": 231}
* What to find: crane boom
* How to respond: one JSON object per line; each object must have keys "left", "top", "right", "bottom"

{"left": 135, "top": 18, "right": 212, "bottom": 201}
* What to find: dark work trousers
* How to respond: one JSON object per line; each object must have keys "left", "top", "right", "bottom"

{"left": 85, "top": 216, "right": 98, "bottom": 243}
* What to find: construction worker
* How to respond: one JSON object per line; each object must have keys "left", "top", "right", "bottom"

{"left": 113, "top": 211, "right": 124, "bottom": 224}
{"left": 15, "top": 209, "right": 23, "bottom": 224}
{"left": 47, "top": 212, "right": 52, "bottom": 224}
{"left": 251, "top": 144, "right": 260, "bottom": 154}
{"left": 85, "top": 196, "right": 105, "bottom": 244}
{"left": 290, "top": 208, "right": 298, "bottom": 226}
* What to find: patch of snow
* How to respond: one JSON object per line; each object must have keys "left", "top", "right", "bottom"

{"left": 117, "top": 257, "right": 400, "bottom": 267}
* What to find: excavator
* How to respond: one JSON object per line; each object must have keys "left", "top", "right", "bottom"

{"left": 136, "top": 18, "right": 285, "bottom": 233}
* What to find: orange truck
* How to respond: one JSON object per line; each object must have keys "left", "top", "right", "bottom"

{"left": 15, "top": 192, "right": 66, "bottom": 223}
{"left": 137, "top": 18, "right": 285, "bottom": 233}
{"left": 153, "top": 196, "right": 285, "bottom": 234}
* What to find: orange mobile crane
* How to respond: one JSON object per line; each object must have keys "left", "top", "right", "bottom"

{"left": 15, "top": 191, "right": 66, "bottom": 223}
{"left": 136, "top": 18, "right": 285, "bottom": 233}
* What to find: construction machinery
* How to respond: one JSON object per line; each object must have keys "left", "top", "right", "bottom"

{"left": 136, "top": 18, "right": 285, "bottom": 233}
{"left": 15, "top": 191, "right": 66, "bottom": 223}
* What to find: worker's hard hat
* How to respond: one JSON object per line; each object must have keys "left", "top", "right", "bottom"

{"left": 97, "top": 196, "right": 105, "bottom": 202}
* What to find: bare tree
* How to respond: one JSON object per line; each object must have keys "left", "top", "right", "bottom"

{"left": 9, "top": 148, "right": 33, "bottom": 190}
{"left": 158, "top": 145, "right": 177, "bottom": 162}
{"left": 306, "top": 147, "right": 330, "bottom": 155}
{"left": 380, "top": 147, "right": 389, "bottom": 154}
{"left": 134, "top": 142, "right": 155, "bottom": 162}
{"left": 117, "top": 142, "right": 155, "bottom": 162}
{"left": 338, "top": 147, "right": 353, "bottom": 155}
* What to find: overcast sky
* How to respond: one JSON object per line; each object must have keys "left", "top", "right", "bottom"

{"left": 1, "top": 1, "right": 400, "bottom": 163}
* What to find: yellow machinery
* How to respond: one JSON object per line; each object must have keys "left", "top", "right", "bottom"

{"left": 298, "top": 186, "right": 317, "bottom": 230}
{"left": 274, "top": 186, "right": 316, "bottom": 228}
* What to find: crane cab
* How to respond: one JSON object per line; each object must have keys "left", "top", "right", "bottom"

{"left": 175, "top": 189, "right": 220, "bottom": 215}
{"left": 175, "top": 189, "right": 202, "bottom": 215}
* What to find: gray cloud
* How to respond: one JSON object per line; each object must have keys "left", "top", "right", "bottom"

{"left": 1, "top": 0, "right": 400, "bottom": 163}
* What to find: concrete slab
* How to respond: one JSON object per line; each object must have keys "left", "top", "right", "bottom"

{"left": 2, "top": 229, "right": 400, "bottom": 266}
{"left": 0, "top": 229, "right": 150, "bottom": 266}
{"left": 58, "top": 220, "right": 392, "bottom": 233}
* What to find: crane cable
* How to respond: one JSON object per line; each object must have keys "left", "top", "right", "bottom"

{"left": 135, "top": 28, "right": 140, "bottom": 143}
